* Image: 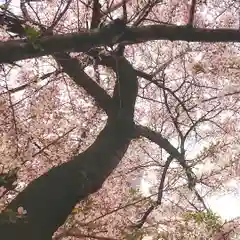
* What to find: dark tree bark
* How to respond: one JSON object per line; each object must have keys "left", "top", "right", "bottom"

{"left": 0, "top": 56, "right": 138, "bottom": 239}
{"left": 1, "top": 25, "right": 240, "bottom": 63}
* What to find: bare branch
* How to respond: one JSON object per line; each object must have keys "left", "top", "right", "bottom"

{"left": 90, "top": 0, "right": 102, "bottom": 29}
{"left": 188, "top": 0, "right": 197, "bottom": 27}
{"left": 134, "top": 156, "right": 173, "bottom": 228}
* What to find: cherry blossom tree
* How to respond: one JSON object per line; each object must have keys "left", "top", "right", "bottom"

{"left": 1, "top": 0, "right": 240, "bottom": 239}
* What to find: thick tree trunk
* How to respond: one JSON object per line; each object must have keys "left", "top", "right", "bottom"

{"left": 0, "top": 117, "right": 133, "bottom": 239}
{"left": 0, "top": 56, "right": 138, "bottom": 240}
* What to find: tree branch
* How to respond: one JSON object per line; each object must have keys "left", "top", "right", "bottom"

{"left": 1, "top": 24, "right": 240, "bottom": 63}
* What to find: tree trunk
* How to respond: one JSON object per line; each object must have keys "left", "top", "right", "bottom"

{"left": 0, "top": 56, "right": 138, "bottom": 240}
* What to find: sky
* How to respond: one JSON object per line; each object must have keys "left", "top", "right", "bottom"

{"left": 140, "top": 168, "right": 240, "bottom": 221}
{"left": 207, "top": 193, "right": 240, "bottom": 220}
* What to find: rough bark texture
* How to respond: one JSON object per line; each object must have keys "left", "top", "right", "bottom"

{"left": 0, "top": 56, "right": 138, "bottom": 239}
